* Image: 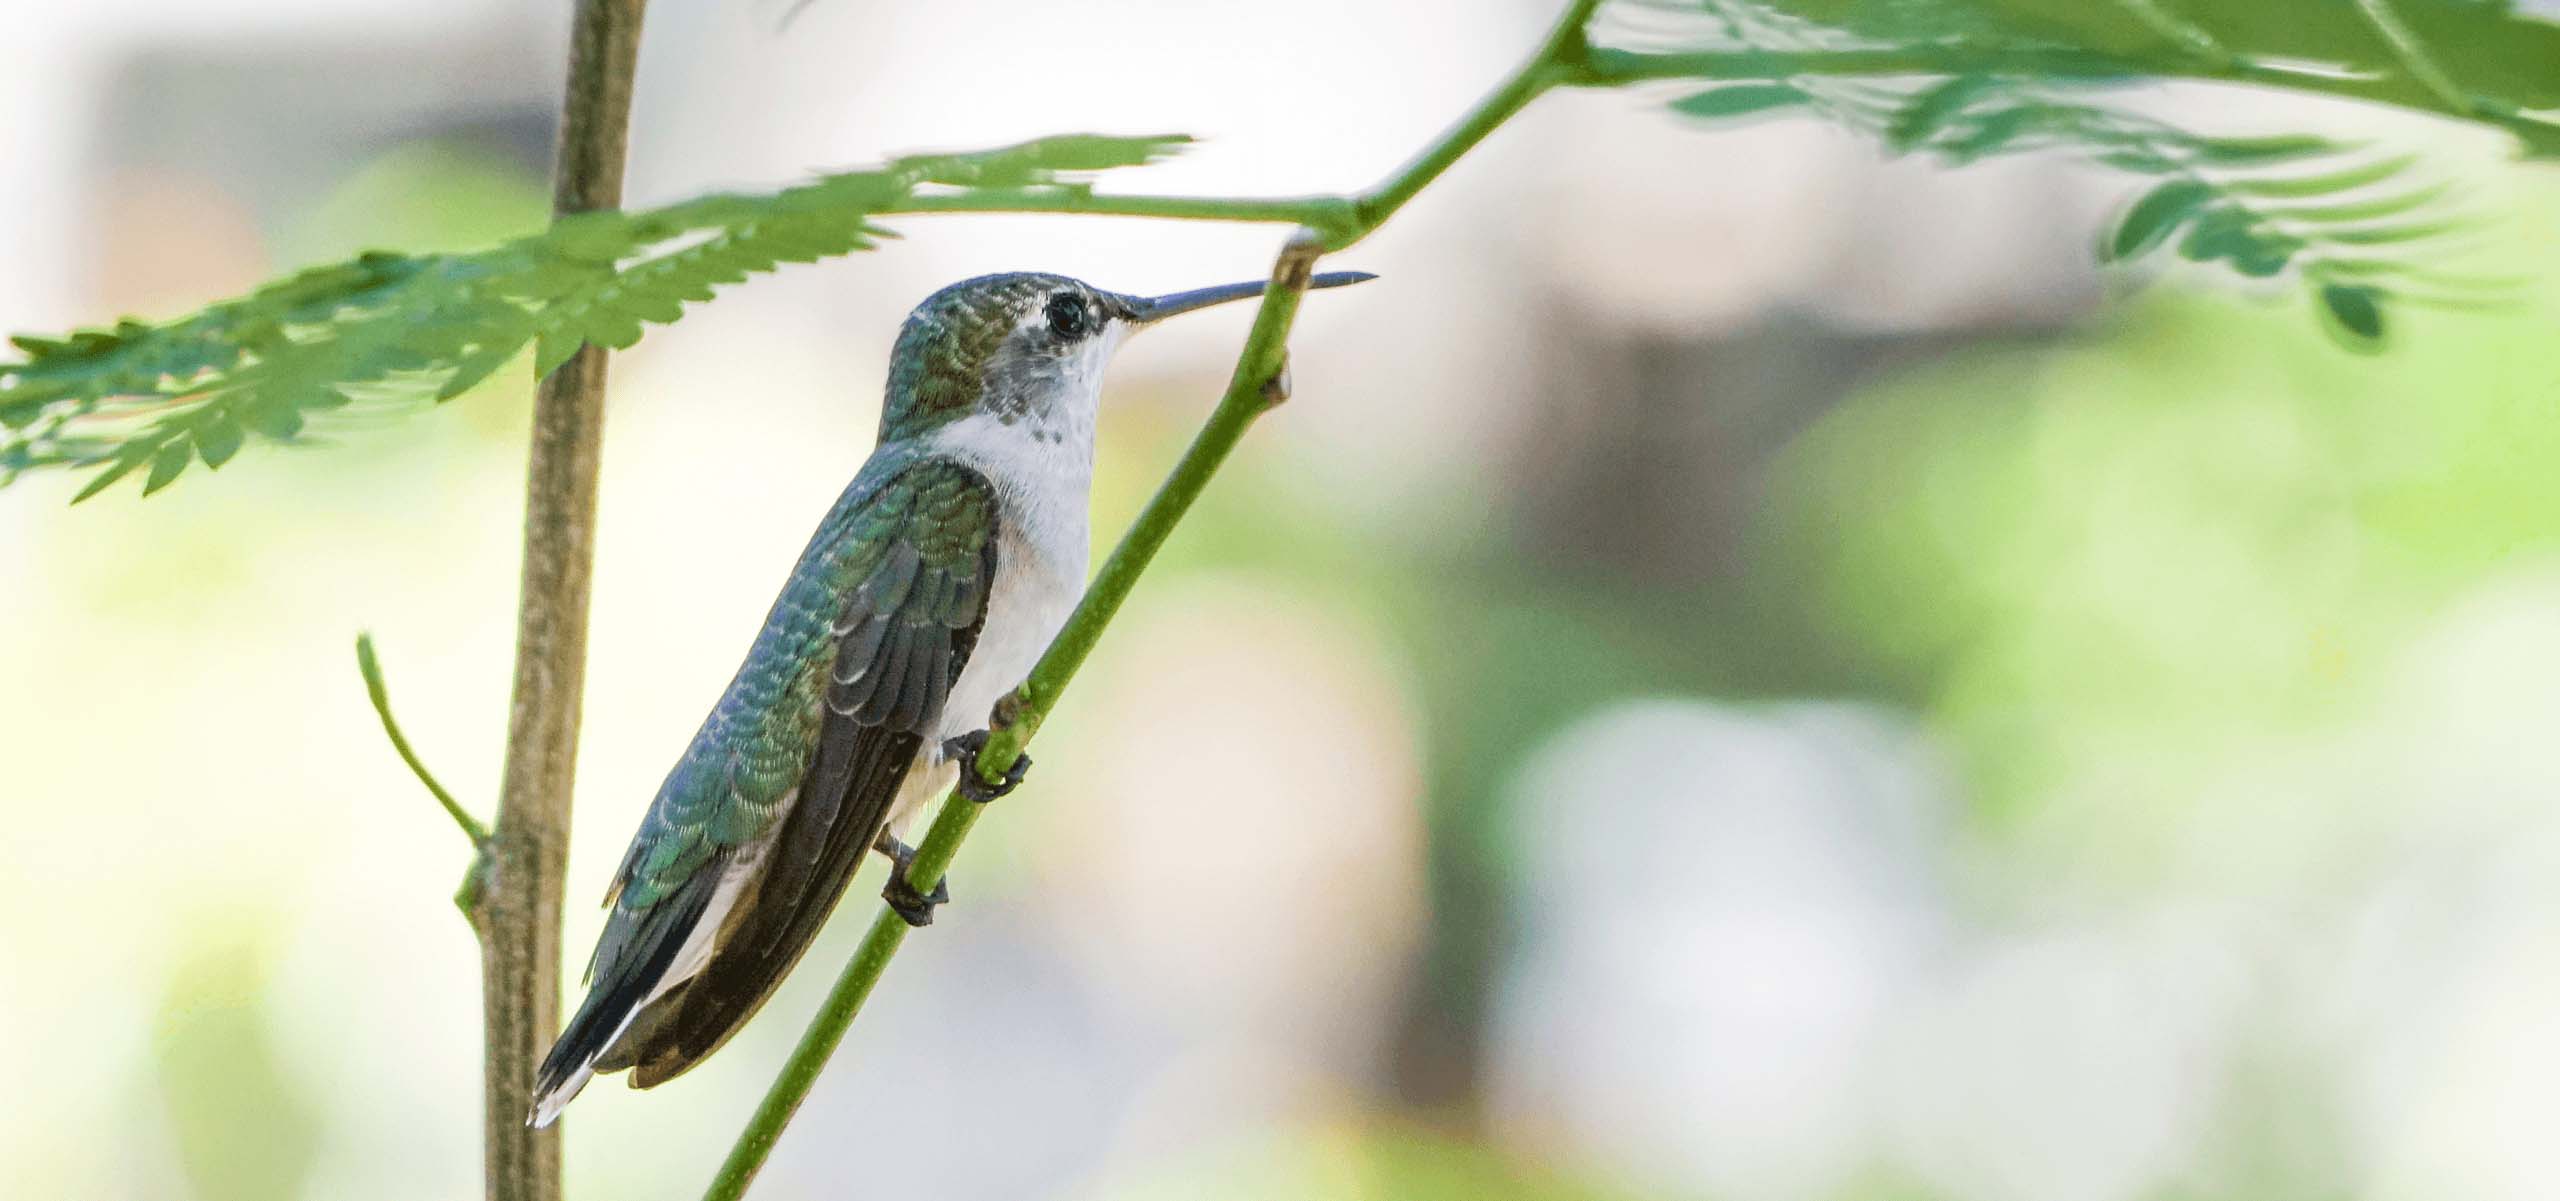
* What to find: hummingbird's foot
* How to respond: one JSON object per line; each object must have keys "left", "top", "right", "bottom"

{"left": 876, "top": 834, "right": 951, "bottom": 928}
{"left": 942, "top": 730, "right": 1031, "bottom": 804}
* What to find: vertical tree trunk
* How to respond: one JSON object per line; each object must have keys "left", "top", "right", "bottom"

{"left": 478, "top": 3, "right": 647, "bottom": 1200}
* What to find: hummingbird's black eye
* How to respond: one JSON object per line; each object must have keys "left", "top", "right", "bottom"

{"left": 1043, "top": 292, "right": 1092, "bottom": 340}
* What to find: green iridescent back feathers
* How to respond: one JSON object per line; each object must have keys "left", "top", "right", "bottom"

{"left": 602, "top": 455, "right": 993, "bottom": 919}
{"left": 538, "top": 444, "right": 1000, "bottom": 1095}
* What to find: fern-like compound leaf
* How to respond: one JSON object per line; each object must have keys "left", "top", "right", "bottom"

{"left": 0, "top": 133, "right": 1190, "bottom": 500}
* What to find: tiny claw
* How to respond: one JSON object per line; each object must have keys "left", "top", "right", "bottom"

{"left": 883, "top": 869, "right": 950, "bottom": 928}
{"left": 877, "top": 833, "right": 951, "bottom": 927}
{"left": 942, "top": 730, "right": 1031, "bottom": 804}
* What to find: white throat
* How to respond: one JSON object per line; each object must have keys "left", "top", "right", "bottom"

{"left": 919, "top": 407, "right": 1093, "bottom": 557}
{"left": 908, "top": 346, "right": 1113, "bottom": 782}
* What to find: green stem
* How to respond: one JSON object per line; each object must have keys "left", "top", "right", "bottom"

{"left": 1577, "top": 45, "right": 2144, "bottom": 84}
{"left": 701, "top": 233, "right": 1327, "bottom": 1201}
{"left": 2105, "top": 0, "right": 2241, "bottom": 68}
{"left": 949, "top": 236, "right": 1320, "bottom": 789}
{"left": 891, "top": 189, "right": 1356, "bottom": 236}
{"left": 705, "top": 907, "right": 910, "bottom": 1190}
{"left": 1347, "top": 0, "right": 1603, "bottom": 234}
{"left": 699, "top": 8, "right": 1608, "bottom": 1199}
{"left": 2347, "top": 0, "right": 2476, "bottom": 115}
{"left": 355, "top": 632, "right": 488, "bottom": 847}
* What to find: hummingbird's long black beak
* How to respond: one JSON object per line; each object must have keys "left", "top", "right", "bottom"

{"left": 1124, "top": 270, "right": 1377, "bottom": 324}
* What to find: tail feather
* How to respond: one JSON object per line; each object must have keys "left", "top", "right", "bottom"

{"left": 527, "top": 984, "right": 641, "bottom": 1127}
{"left": 609, "top": 732, "right": 924, "bottom": 1089}
{"left": 524, "top": 875, "right": 719, "bottom": 1128}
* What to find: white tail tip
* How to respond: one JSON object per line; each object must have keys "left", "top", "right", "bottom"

{"left": 526, "top": 1063, "right": 594, "bottom": 1129}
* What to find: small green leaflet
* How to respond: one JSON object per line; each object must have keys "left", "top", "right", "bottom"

{"left": 2317, "top": 283, "right": 2386, "bottom": 346}
{"left": 2105, "top": 180, "right": 2213, "bottom": 262}
{"left": 1672, "top": 84, "right": 1815, "bottom": 119}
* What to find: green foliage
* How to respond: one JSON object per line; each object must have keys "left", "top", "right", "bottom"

{"left": 5, "top": 0, "right": 2548, "bottom": 501}
{"left": 1616, "top": 0, "right": 2560, "bottom": 128}
{"left": 0, "top": 134, "right": 1190, "bottom": 501}
{"left": 1625, "top": 0, "right": 2519, "bottom": 347}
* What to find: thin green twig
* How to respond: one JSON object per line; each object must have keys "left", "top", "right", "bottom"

{"left": 700, "top": 229, "right": 1331, "bottom": 1201}
{"left": 356, "top": 632, "right": 488, "bottom": 846}
{"left": 890, "top": 189, "right": 1356, "bottom": 236}
{"left": 697, "top": 4, "right": 1603, "bottom": 1197}
{"left": 2106, "top": 0, "right": 2238, "bottom": 67}
{"left": 1348, "top": 0, "right": 1600, "bottom": 233}
{"left": 2348, "top": 0, "right": 2476, "bottom": 116}
{"left": 356, "top": 631, "right": 495, "bottom": 920}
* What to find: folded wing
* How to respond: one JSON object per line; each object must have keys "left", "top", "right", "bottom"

{"left": 599, "top": 461, "right": 999, "bottom": 1087}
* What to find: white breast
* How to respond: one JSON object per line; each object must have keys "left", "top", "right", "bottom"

{"left": 891, "top": 306, "right": 1122, "bottom": 828}
{"left": 899, "top": 411, "right": 1093, "bottom": 830}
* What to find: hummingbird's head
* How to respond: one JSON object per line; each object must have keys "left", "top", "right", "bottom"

{"left": 877, "top": 269, "right": 1374, "bottom": 444}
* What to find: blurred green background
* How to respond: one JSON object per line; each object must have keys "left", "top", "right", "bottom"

{"left": 5, "top": 3, "right": 2559, "bottom": 1201}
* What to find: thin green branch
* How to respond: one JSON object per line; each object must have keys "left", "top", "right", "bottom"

{"left": 700, "top": 9, "right": 1609, "bottom": 1197}
{"left": 890, "top": 189, "right": 1357, "bottom": 235}
{"left": 355, "top": 632, "right": 488, "bottom": 846}
{"left": 907, "top": 0, "right": 1611, "bottom": 247}
{"left": 2348, "top": 0, "right": 2476, "bottom": 115}
{"left": 356, "top": 631, "right": 495, "bottom": 921}
{"left": 700, "top": 228, "right": 1331, "bottom": 1201}
{"left": 1577, "top": 46, "right": 2133, "bottom": 85}
{"left": 941, "top": 235, "right": 1323, "bottom": 812}
{"left": 893, "top": 0, "right": 1611, "bottom": 248}
{"left": 2107, "top": 0, "right": 2238, "bottom": 68}
{"left": 1348, "top": 0, "right": 1604, "bottom": 233}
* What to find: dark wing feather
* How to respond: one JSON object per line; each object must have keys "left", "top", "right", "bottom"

{"left": 533, "top": 857, "right": 721, "bottom": 1104}
{"left": 616, "top": 461, "right": 999, "bottom": 1085}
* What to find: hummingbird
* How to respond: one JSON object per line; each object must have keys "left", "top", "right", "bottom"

{"left": 527, "top": 267, "right": 1374, "bottom": 1126}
